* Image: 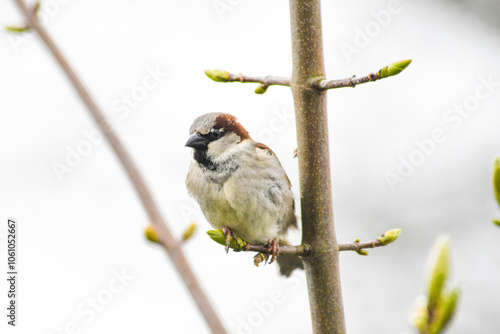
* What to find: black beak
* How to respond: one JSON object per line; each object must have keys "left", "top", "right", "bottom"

{"left": 185, "top": 133, "right": 209, "bottom": 150}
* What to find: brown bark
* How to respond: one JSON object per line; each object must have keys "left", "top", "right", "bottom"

{"left": 289, "top": 0, "right": 346, "bottom": 333}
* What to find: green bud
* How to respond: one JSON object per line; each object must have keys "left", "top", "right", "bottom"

{"left": 377, "top": 228, "right": 402, "bottom": 246}
{"left": 377, "top": 59, "right": 412, "bottom": 78}
{"left": 429, "top": 286, "right": 460, "bottom": 334}
{"left": 427, "top": 235, "right": 451, "bottom": 309}
{"left": 5, "top": 26, "right": 30, "bottom": 33}
{"left": 207, "top": 229, "right": 226, "bottom": 245}
{"left": 145, "top": 224, "right": 160, "bottom": 244}
{"left": 410, "top": 296, "right": 429, "bottom": 332}
{"left": 356, "top": 249, "right": 369, "bottom": 256}
{"left": 204, "top": 69, "right": 230, "bottom": 82}
{"left": 181, "top": 223, "right": 196, "bottom": 242}
{"left": 493, "top": 219, "right": 500, "bottom": 227}
{"left": 207, "top": 229, "right": 246, "bottom": 250}
{"left": 493, "top": 157, "right": 500, "bottom": 207}
{"left": 254, "top": 84, "right": 268, "bottom": 94}
{"left": 34, "top": 1, "right": 41, "bottom": 14}
{"left": 254, "top": 253, "right": 266, "bottom": 267}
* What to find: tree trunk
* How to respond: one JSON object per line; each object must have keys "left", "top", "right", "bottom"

{"left": 289, "top": 1, "right": 346, "bottom": 333}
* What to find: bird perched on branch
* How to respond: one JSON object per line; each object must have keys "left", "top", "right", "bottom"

{"left": 185, "top": 113, "right": 303, "bottom": 276}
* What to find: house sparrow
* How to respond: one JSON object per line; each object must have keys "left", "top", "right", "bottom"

{"left": 185, "top": 112, "right": 303, "bottom": 276}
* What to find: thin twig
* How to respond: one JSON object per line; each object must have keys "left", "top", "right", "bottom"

{"left": 11, "top": 1, "right": 226, "bottom": 333}
{"left": 206, "top": 59, "right": 411, "bottom": 94}
{"left": 242, "top": 243, "right": 311, "bottom": 256}
{"left": 206, "top": 230, "right": 311, "bottom": 256}
{"left": 339, "top": 239, "right": 382, "bottom": 252}
{"left": 338, "top": 229, "right": 401, "bottom": 254}
{"left": 316, "top": 59, "right": 412, "bottom": 91}
{"left": 204, "top": 69, "right": 290, "bottom": 93}
{"left": 226, "top": 73, "right": 290, "bottom": 86}
{"left": 317, "top": 72, "right": 381, "bottom": 90}
{"left": 227, "top": 237, "right": 393, "bottom": 256}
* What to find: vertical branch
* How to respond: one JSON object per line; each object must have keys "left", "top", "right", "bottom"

{"left": 11, "top": 1, "right": 226, "bottom": 333}
{"left": 289, "top": 1, "right": 346, "bottom": 333}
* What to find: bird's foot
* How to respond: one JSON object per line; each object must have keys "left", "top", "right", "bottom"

{"left": 221, "top": 227, "right": 241, "bottom": 253}
{"left": 266, "top": 238, "right": 280, "bottom": 264}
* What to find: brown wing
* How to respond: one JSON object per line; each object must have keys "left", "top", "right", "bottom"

{"left": 255, "top": 143, "right": 297, "bottom": 229}
{"left": 254, "top": 143, "right": 292, "bottom": 189}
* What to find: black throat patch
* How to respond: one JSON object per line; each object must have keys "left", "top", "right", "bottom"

{"left": 193, "top": 149, "right": 218, "bottom": 171}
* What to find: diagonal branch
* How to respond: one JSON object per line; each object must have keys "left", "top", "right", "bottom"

{"left": 10, "top": 1, "right": 226, "bottom": 333}
{"left": 316, "top": 59, "right": 412, "bottom": 90}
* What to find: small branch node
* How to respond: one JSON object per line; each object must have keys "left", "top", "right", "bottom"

{"left": 348, "top": 77, "right": 356, "bottom": 88}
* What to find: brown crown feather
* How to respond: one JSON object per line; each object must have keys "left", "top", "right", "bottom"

{"left": 213, "top": 114, "right": 250, "bottom": 140}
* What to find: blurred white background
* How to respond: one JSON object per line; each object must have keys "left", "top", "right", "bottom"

{"left": 1, "top": 0, "right": 500, "bottom": 333}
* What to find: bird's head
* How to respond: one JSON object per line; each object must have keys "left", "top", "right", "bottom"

{"left": 185, "top": 113, "right": 251, "bottom": 167}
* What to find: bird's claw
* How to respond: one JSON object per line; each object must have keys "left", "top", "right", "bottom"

{"left": 222, "top": 227, "right": 241, "bottom": 253}
{"left": 222, "top": 227, "right": 231, "bottom": 253}
{"left": 267, "top": 238, "right": 280, "bottom": 264}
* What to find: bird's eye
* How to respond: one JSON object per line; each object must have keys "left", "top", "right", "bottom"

{"left": 209, "top": 129, "right": 223, "bottom": 140}
{"left": 213, "top": 130, "right": 222, "bottom": 139}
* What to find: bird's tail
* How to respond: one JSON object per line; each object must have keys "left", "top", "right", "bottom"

{"left": 277, "top": 239, "right": 304, "bottom": 277}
